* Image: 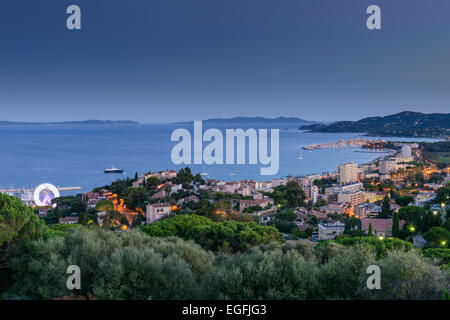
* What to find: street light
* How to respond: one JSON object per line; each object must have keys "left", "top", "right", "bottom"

{"left": 441, "top": 240, "right": 447, "bottom": 247}
{"left": 409, "top": 225, "right": 415, "bottom": 232}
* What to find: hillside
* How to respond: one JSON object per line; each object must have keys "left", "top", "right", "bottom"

{"left": 0, "top": 120, "right": 139, "bottom": 126}
{"left": 299, "top": 111, "right": 450, "bottom": 139}
{"left": 176, "top": 116, "right": 318, "bottom": 127}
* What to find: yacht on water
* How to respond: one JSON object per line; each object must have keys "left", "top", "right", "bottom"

{"left": 104, "top": 165, "right": 124, "bottom": 173}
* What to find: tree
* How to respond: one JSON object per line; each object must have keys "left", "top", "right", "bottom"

{"left": 275, "top": 211, "right": 297, "bottom": 222}
{"left": 0, "top": 193, "right": 51, "bottom": 293}
{"left": 378, "top": 196, "right": 393, "bottom": 219}
{"left": 9, "top": 228, "right": 214, "bottom": 300}
{"left": 398, "top": 206, "right": 426, "bottom": 228}
{"left": 199, "top": 247, "right": 320, "bottom": 299}
{"left": 357, "top": 250, "right": 447, "bottom": 300}
{"left": 368, "top": 223, "right": 373, "bottom": 236}
{"left": 422, "top": 211, "right": 443, "bottom": 233}
{"left": 317, "top": 244, "right": 376, "bottom": 299}
{"left": 93, "top": 247, "right": 197, "bottom": 299}
{"left": 285, "top": 181, "right": 306, "bottom": 209}
{"left": 185, "top": 221, "right": 283, "bottom": 253}
{"left": 0, "top": 193, "right": 49, "bottom": 247}
{"left": 423, "top": 227, "right": 450, "bottom": 248}
{"left": 95, "top": 200, "right": 114, "bottom": 212}
{"left": 392, "top": 213, "right": 400, "bottom": 238}
{"left": 140, "top": 214, "right": 213, "bottom": 238}
{"left": 123, "top": 187, "right": 147, "bottom": 210}
{"left": 395, "top": 196, "right": 414, "bottom": 207}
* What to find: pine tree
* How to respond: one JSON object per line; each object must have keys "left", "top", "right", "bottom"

{"left": 392, "top": 212, "right": 399, "bottom": 238}
{"left": 379, "top": 196, "right": 393, "bottom": 219}
{"left": 368, "top": 223, "right": 373, "bottom": 236}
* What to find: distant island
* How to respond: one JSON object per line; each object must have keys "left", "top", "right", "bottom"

{"left": 0, "top": 120, "right": 139, "bottom": 126}
{"left": 176, "top": 116, "right": 319, "bottom": 126}
{"left": 299, "top": 111, "right": 450, "bottom": 139}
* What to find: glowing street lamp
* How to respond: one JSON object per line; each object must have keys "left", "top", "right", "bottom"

{"left": 378, "top": 236, "right": 384, "bottom": 241}
{"left": 408, "top": 225, "right": 415, "bottom": 232}
{"left": 441, "top": 240, "right": 447, "bottom": 247}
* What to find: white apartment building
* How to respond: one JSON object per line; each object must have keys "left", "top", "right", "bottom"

{"left": 325, "top": 182, "right": 363, "bottom": 196}
{"left": 338, "top": 162, "right": 358, "bottom": 185}
{"left": 379, "top": 159, "right": 397, "bottom": 174}
{"left": 401, "top": 144, "right": 412, "bottom": 158}
{"left": 337, "top": 190, "right": 366, "bottom": 206}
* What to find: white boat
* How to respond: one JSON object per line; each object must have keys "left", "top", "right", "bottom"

{"left": 297, "top": 156, "right": 303, "bottom": 160}
{"left": 104, "top": 165, "right": 124, "bottom": 173}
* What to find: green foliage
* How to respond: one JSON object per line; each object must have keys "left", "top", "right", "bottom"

{"left": 9, "top": 228, "right": 213, "bottom": 299}
{"left": 378, "top": 196, "right": 393, "bottom": 219}
{"left": 0, "top": 193, "right": 48, "bottom": 246}
{"left": 275, "top": 210, "right": 297, "bottom": 222}
{"left": 358, "top": 250, "right": 448, "bottom": 299}
{"left": 332, "top": 236, "right": 415, "bottom": 258}
{"left": 317, "top": 245, "right": 376, "bottom": 299}
{"left": 423, "top": 248, "right": 450, "bottom": 264}
{"left": 434, "top": 183, "right": 450, "bottom": 205}
{"left": 48, "top": 224, "right": 81, "bottom": 237}
{"left": 175, "top": 167, "right": 194, "bottom": 185}
{"left": 392, "top": 213, "right": 400, "bottom": 238}
{"left": 4, "top": 224, "right": 449, "bottom": 300}
{"left": 93, "top": 246, "right": 197, "bottom": 299}
{"left": 423, "top": 227, "right": 450, "bottom": 248}
{"left": 274, "top": 220, "right": 297, "bottom": 234}
{"left": 95, "top": 200, "right": 114, "bottom": 212}
{"left": 123, "top": 187, "right": 147, "bottom": 210}
{"left": 52, "top": 195, "right": 86, "bottom": 214}
{"left": 291, "top": 229, "right": 310, "bottom": 239}
{"left": 395, "top": 196, "right": 414, "bottom": 207}
{"left": 140, "top": 214, "right": 213, "bottom": 238}
{"left": 199, "top": 247, "right": 320, "bottom": 299}
{"left": 186, "top": 221, "right": 283, "bottom": 253}
{"left": 422, "top": 210, "right": 444, "bottom": 233}
{"left": 285, "top": 181, "right": 306, "bottom": 209}
{"left": 398, "top": 206, "right": 426, "bottom": 227}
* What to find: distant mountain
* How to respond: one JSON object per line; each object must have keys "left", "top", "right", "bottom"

{"left": 299, "top": 111, "right": 450, "bottom": 139}
{"left": 176, "top": 116, "right": 319, "bottom": 126}
{"left": 0, "top": 120, "right": 139, "bottom": 126}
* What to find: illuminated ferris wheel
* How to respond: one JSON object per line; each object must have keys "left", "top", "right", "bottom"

{"left": 33, "top": 183, "right": 60, "bottom": 207}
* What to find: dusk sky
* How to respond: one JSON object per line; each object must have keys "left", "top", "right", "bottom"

{"left": 0, "top": 0, "right": 449, "bottom": 123}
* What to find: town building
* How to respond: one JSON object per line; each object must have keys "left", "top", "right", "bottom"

{"left": 360, "top": 218, "right": 405, "bottom": 238}
{"left": 59, "top": 216, "right": 79, "bottom": 224}
{"left": 239, "top": 199, "right": 274, "bottom": 212}
{"left": 318, "top": 221, "right": 345, "bottom": 240}
{"left": 337, "top": 190, "right": 366, "bottom": 206}
{"left": 146, "top": 203, "right": 172, "bottom": 224}
{"left": 338, "top": 162, "right": 358, "bottom": 185}
{"left": 177, "top": 195, "right": 200, "bottom": 206}
{"left": 379, "top": 159, "right": 397, "bottom": 174}
{"left": 401, "top": 144, "right": 412, "bottom": 158}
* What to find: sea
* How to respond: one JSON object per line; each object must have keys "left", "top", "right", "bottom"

{"left": 0, "top": 122, "right": 439, "bottom": 195}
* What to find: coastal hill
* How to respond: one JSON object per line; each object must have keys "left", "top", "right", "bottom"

{"left": 0, "top": 120, "right": 139, "bottom": 126}
{"left": 299, "top": 111, "right": 450, "bottom": 139}
{"left": 176, "top": 116, "right": 318, "bottom": 126}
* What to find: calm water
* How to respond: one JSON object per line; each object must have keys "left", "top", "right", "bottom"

{"left": 0, "top": 123, "right": 438, "bottom": 195}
